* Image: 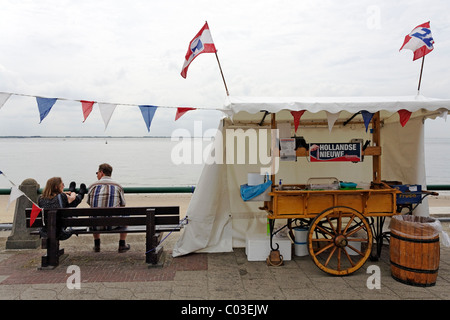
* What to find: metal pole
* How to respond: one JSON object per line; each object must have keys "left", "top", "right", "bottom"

{"left": 215, "top": 52, "right": 230, "bottom": 96}
{"left": 417, "top": 55, "right": 425, "bottom": 94}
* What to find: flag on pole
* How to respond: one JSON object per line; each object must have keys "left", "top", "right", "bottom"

{"left": 181, "top": 22, "right": 217, "bottom": 79}
{"left": 399, "top": 21, "right": 434, "bottom": 61}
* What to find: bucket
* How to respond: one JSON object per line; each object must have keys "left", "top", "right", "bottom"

{"left": 294, "top": 227, "right": 308, "bottom": 256}
{"left": 390, "top": 215, "right": 440, "bottom": 287}
{"left": 248, "top": 173, "right": 264, "bottom": 186}
{"left": 345, "top": 238, "right": 361, "bottom": 256}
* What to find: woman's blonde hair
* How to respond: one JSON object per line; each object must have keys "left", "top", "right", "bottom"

{"left": 41, "top": 177, "right": 63, "bottom": 199}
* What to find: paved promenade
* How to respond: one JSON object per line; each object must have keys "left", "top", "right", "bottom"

{"left": 0, "top": 223, "right": 449, "bottom": 303}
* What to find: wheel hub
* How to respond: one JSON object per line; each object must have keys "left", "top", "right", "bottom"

{"left": 334, "top": 235, "right": 348, "bottom": 248}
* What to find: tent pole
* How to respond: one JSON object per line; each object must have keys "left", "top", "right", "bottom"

{"left": 417, "top": 55, "right": 425, "bottom": 95}
{"left": 372, "top": 111, "right": 381, "bottom": 183}
{"left": 271, "top": 113, "right": 276, "bottom": 187}
{"left": 215, "top": 52, "right": 229, "bottom": 96}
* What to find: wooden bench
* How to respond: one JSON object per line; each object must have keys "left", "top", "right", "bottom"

{"left": 25, "top": 206, "right": 181, "bottom": 268}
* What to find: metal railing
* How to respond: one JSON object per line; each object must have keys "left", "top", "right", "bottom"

{"left": 1, "top": 185, "right": 450, "bottom": 195}
{"left": 0, "top": 186, "right": 196, "bottom": 195}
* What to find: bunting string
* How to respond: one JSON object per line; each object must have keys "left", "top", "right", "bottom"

{"left": 0, "top": 91, "right": 223, "bottom": 132}
{"left": 0, "top": 91, "right": 425, "bottom": 132}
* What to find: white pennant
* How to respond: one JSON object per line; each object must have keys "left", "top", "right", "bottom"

{"left": 6, "top": 185, "right": 25, "bottom": 211}
{"left": 440, "top": 110, "right": 448, "bottom": 121}
{"left": 326, "top": 111, "right": 340, "bottom": 132}
{"left": 98, "top": 103, "right": 117, "bottom": 130}
{"left": 0, "top": 93, "right": 11, "bottom": 109}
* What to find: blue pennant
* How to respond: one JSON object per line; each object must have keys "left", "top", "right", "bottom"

{"left": 36, "top": 97, "right": 58, "bottom": 123}
{"left": 361, "top": 110, "right": 374, "bottom": 132}
{"left": 139, "top": 105, "right": 158, "bottom": 132}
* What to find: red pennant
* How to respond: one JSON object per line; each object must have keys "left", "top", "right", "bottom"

{"left": 30, "top": 203, "right": 42, "bottom": 227}
{"left": 175, "top": 107, "right": 196, "bottom": 121}
{"left": 398, "top": 109, "right": 412, "bottom": 127}
{"left": 81, "top": 100, "right": 95, "bottom": 122}
{"left": 290, "top": 110, "right": 306, "bottom": 132}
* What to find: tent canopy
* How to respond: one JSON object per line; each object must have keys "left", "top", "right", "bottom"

{"left": 173, "top": 95, "right": 450, "bottom": 257}
{"left": 224, "top": 95, "right": 449, "bottom": 119}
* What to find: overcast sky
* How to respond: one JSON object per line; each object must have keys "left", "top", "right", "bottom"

{"left": 0, "top": 0, "right": 449, "bottom": 137}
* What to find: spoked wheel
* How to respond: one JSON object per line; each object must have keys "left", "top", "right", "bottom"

{"left": 307, "top": 206, "right": 373, "bottom": 276}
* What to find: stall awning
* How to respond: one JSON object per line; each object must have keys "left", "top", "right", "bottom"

{"left": 224, "top": 95, "right": 450, "bottom": 122}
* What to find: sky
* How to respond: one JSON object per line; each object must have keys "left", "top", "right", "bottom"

{"left": 0, "top": 0, "right": 449, "bottom": 137}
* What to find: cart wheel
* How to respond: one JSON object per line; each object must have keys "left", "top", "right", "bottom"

{"left": 307, "top": 206, "right": 373, "bottom": 276}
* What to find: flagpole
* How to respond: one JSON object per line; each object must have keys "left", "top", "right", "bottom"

{"left": 214, "top": 52, "right": 230, "bottom": 96}
{"left": 417, "top": 55, "right": 425, "bottom": 95}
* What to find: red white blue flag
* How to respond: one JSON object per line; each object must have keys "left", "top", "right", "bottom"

{"left": 400, "top": 21, "right": 434, "bottom": 61}
{"left": 181, "top": 22, "right": 217, "bottom": 78}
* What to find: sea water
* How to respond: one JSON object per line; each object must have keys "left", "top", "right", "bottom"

{"left": 0, "top": 137, "right": 449, "bottom": 189}
{"left": 0, "top": 137, "right": 205, "bottom": 189}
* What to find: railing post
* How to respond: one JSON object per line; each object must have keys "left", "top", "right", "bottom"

{"left": 5, "top": 179, "right": 41, "bottom": 249}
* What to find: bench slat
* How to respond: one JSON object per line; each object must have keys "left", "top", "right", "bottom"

{"left": 26, "top": 207, "right": 180, "bottom": 228}
{"left": 25, "top": 205, "right": 181, "bottom": 268}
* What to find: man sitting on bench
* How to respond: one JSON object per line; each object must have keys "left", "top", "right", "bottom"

{"left": 87, "top": 163, "right": 130, "bottom": 253}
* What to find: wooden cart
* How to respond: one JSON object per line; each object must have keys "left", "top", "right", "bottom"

{"left": 261, "top": 112, "right": 403, "bottom": 275}
{"left": 266, "top": 184, "right": 399, "bottom": 275}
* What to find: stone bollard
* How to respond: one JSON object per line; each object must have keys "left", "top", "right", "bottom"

{"left": 5, "top": 179, "right": 41, "bottom": 249}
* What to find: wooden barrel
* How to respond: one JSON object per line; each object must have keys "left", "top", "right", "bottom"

{"left": 390, "top": 215, "right": 440, "bottom": 287}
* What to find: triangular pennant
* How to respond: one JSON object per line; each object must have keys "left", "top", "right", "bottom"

{"left": 30, "top": 203, "right": 42, "bottom": 227}
{"left": 36, "top": 97, "right": 58, "bottom": 123}
{"left": 80, "top": 100, "right": 95, "bottom": 122}
{"left": 325, "top": 111, "right": 340, "bottom": 132}
{"left": 361, "top": 110, "right": 374, "bottom": 132}
{"left": 440, "top": 110, "right": 448, "bottom": 121}
{"left": 398, "top": 109, "right": 412, "bottom": 127}
{"left": 290, "top": 110, "right": 306, "bottom": 133}
{"left": 138, "top": 105, "right": 158, "bottom": 132}
{"left": 7, "top": 186, "right": 25, "bottom": 211}
{"left": 98, "top": 103, "right": 117, "bottom": 130}
{"left": 0, "top": 93, "right": 12, "bottom": 109}
{"left": 175, "top": 107, "right": 196, "bottom": 121}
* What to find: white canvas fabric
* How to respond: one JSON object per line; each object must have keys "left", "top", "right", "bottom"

{"left": 173, "top": 95, "right": 450, "bottom": 257}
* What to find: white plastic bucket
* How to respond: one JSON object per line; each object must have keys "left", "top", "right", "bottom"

{"left": 248, "top": 173, "right": 264, "bottom": 186}
{"left": 294, "top": 227, "right": 309, "bottom": 256}
{"left": 345, "top": 238, "right": 361, "bottom": 256}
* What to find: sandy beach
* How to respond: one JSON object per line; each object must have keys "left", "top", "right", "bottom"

{"left": 0, "top": 191, "right": 449, "bottom": 224}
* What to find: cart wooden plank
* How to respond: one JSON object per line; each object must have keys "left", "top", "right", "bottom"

{"left": 266, "top": 186, "right": 399, "bottom": 219}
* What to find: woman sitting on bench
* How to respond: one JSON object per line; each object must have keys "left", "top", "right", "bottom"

{"left": 38, "top": 177, "right": 87, "bottom": 240}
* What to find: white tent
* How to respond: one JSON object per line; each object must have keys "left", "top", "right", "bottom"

{"left": 172, "top": 95, "right": 450, "bottom": 257}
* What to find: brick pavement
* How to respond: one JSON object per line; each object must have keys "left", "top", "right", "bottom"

{"left": 0, "top": 229, "right": 449, "bottom": 302}
{"left": 0, "top": 238, "right": 208, "bottom": 285}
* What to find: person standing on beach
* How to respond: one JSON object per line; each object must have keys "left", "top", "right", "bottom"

{"left": 87, "top": 163, "right": 129, "bottom": 253}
